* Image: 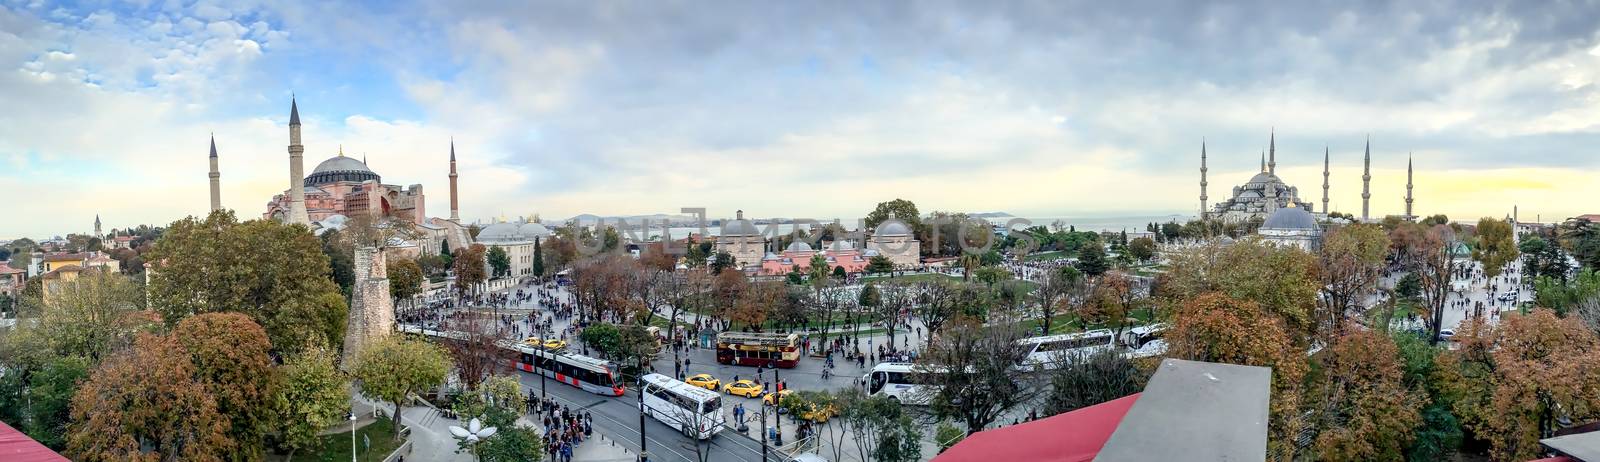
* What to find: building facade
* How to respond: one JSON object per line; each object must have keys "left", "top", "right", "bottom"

{"left": 866, "top": 220, "right": 921, "bottom": 268}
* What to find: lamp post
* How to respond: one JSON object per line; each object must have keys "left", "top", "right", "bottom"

{"left": 637, "top": 369, "right": 649, "bottom": 462}
{"left": 348, "top": 412, "right": 357, "bottom": 462}
{"left": 448, "top": 417, "right": 498, "bottom": 462}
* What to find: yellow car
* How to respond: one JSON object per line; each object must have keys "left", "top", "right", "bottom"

{"left": 763, "top": 389, "right": 793, "bottom": 406}
{"left": 685, "top": 374, "right": 721, "bottom": 390}
{"left": 542, "top": 339, "right": 568, "bottom": 350}
{"left": 722, "top": 380, "right": 764, "bottom": 398}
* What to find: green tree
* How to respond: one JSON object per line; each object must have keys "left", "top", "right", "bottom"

{"left": 1126, "top": 237, "right": 1156, "bottom": 262}
{"left": 710, "top": 252, "right": 737, "bottom": 274}
{"left": 532, "top": 237, "right": 545, "bottom": 278}
{"left": 1472, "top": 218, "right": 1519, "bottom": 291}
{"left": 1319, "top": 224, "right": 1390, "bottom": 335}
{"left": 353, "top": 335, "right": 453, "bottom": 439}
{"left": 275, "top": 345, "right": 350, "bottom": 461}
{"left": 920, "top": 316, "right": 1032, "bottom": 434}
{"left": 173, "top": 312, "right": 280, "bottom": 461}
{"left": 866, "top": 255, "right": 895, "bottom": 274}
{"left": 864, "top": 199, "right": 923, "bottom": 233}
{"left": 22, "top": 355, "right": 90, "bottom": 449}
{"left": 388, "top": 257, "right": 425, "bottom": 303}
{"left": 972, "top": 266, "right": 1012, "bottom": 287}
{"left": 35, "top": 268, "right": 151, "bottom": 362}
{"left": 487, "top": 245, "right": 511, "bottom": 277}
{"left": 1075, "top": 243, "right": 1110, "bottom": 277}
{"left": 1044, "top": 349, "right": 1148, "bottom": 415}
{"left": 320, "top": 229, "right": 356, "bottom": 296}
{"left": 146, "top": 210, "right": 347, "bottom": 356}
{"left": 838, "top": 389, "right": 924, "bottom": 462}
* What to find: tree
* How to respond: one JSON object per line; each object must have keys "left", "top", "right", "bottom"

{"left": 1520, "top": 236, "right": 1570, "bottom": 283}
{"left": 866, "top": 255, "right": 895, "bottom": 274}
{"left": 710, "top": 252, "right": 737, "bottom": 275}
{"left": 35, "top": 268, "right": 151, "bottom": 362}
{"left": 710, "top": 269, "right": 748, "bottom": 330}
{"left": 487, "top": 245, "right": 511, "bottom": 277}
{"left": 1044, "top": 349, "right": 1148, "bottom": 415}
{"left": 531, "top": 237, "right": 545, "bottom": 278}
{"left": 173, "top": 313, "right": 279, "bottom": 461}
{"left": 1075, "top": 243, "right": 1109, "bottom": 277}
{"left": 21, "top": 355, "right": 90, "bottom": 449}
{"left": 1438, "top": 310, "right": 1600, "bottom": 461}
{"left": 453, "top": 244, "right": 488, "bottom": 296}
{"left": 1397, "top": 224, "right": 1456, "bottom": 344}
{"left": 1126, "top": 237, "right": 1156, "bottom": 262}
{"left": 832, "top": 265, "right": 847, "bottom": 280}
{"left": 919, "top": 315, "right": 1032, "bottom": 434}
{"left": 388, "top": 257, "right": 425, "bottom": 303}
{"left": 1168, "top": 292, "right": 1306, "bottom": 458}
{"left": 1310, "top": 330, "right": 1423, "bottom": 461}
{"left": 320, "top": 229, "right": 355, "bottom": 296}
{"left": 864, "top": 199, "right": 922, "bottom": 233}
{"left": 275, "top": 345, "right": 350, "bottom": 461}
{"left": 68, "top": 334, "right": 233, "bottom": 461}
{"left": 1033, "top": 266, "right": 1083, "bottom": 335}
{"left": 353, "top": 335, "right": 453, "bottom": 439}
{"left": 1472, "top": 218, "right": 1519, "bottom": 292}
{"left": 1161, "top": 238, "right": 1322, "bottom": 344}
{"left": 1318, "top": 224, "right": 1390, "bottom": 335}
{"left": 836, "top": 389, "right": 923, "bottom": 462}
{"left": 443, "top": 313, "right": 509, "bottom": 390}
{"left": 146, "top": 210, "right": 347, "bottom": 356}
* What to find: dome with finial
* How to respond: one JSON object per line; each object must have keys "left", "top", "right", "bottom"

{"left": 1261, "top": 203, "right": 1319, "bottom": 231}
{"left": 307, "top": 149, "right": 380, "bottom": 186}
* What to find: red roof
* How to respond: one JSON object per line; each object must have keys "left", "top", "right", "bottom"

{"left": 934, "top": 393, "right": 1140, "bottom": 462}
{"left": 0, "top": 420, "right": 68, "bottom": 462}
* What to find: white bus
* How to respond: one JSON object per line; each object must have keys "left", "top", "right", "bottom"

{"left": 863, "top": 362, "right": 941, "bottom": 406}
{"left": 639, "top": 373, "right": 726, "bottom": 440}
{"left": 1018, "top": 323, "right": 1170, "bottom": 369}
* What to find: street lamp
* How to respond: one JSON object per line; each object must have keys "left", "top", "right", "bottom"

{"left": 348, "top": 412, "right": 357, "bottom": 462}
{"left": 448, "top": 417, "right": 499, "bottom": 462}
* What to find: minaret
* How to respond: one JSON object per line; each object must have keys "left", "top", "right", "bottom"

{"left": 1361, "top": 136, "right": 1371, "bottom": 222}
{"left": 286, "top": 97, "right": 310, "bottom": 225}
{"left": 94, "top": 214, "right": 102, "bottom": 237}
{"left": 1405, "top": 153, "right": 1414, "bottom": 220}
{"left": 1321, "top": 146, "right": 1329, "bottom": 214}
{"left": 449, "top": 138, "right": 460, "bottom": 222}
{"left": 209, "top": 134, "right": 222, "bottom": 212}
{"left": 1199, "top": 139, "right": 1208, "bottom": 219}
{"left": 1260, "top": 150, "right": 1266, "bottom": 172}
{"left": 1268, "top": 128, "right": 1277, "bottom": 175}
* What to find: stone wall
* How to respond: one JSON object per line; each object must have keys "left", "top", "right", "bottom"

{"left": 343, "top": 246, "right": 395, "bottom": 366}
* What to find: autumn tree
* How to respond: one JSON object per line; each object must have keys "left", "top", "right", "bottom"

{"left": 353, "top": 335, "right": 453, "bottom": 439}
{"left": 1318, "top": 224, "right": 1390, "bottom": 335}
{"left": 1310, "top": 330, "right": 1423, "bottom": 461}
{"left": 173, "top": 313, "right": 280, "bottom": 461}
{"left": 388, "top": 257, "right": 425, "bottom": 306}
{"left": 453, "top": 243, "right": 488, "bottom": 297}
{"left": 274, "top": 345, "right": 350, "bottom": 460}
{"left": 442, "top": 313, "right": 509, "bottom": 390}
{"left": 1396, "top": 224, "right": 1456, "bottom": 344}
{"left": 1126, "top": 237, "right": 1156, "bottom": 262}
{"left": 1168, "top": 292, "right": 1306, "bottom": 459}
{"left": 731, "top": 280, "right": 781, "bottom": 330}
{"left": 1438, "top": 310, "right": 1600, "bottom": 461}
{"left": 918, "top": 315, "right": 1033, "bottom": 434}
{"left": 710, "top": 268, "right": 748, "bottom": 330}
{"left": 1162, "top": 237, "right": 1321, "bottom": 344}
{"left": 146, "top": 210, "right": 346, "bottom": 356}
{"left": 1080, "top": 272, "right": 1141, "bottom": 340}
{"left": 1472, "top": 217, "right": 1519, "bottom": 291}
{"left": 67, "top": 334, "right": 233, "bottom": 461}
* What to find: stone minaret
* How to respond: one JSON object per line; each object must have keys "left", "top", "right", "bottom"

{"left": 1361, "top": 136, "right": 1372, "bottom": 221}
{"left": 1405, "top": 153, "right": 1414, "bottom": 220}
{"left": 449, "top": 138, "right": 460, "bottom": 222}
{"left": 1321, "top": 146, "right": 1329, "bottom": 214}
{"left": 209, "top": 134, "right": 222, "bottom": 212}
{"left": 286, "top": 97, "right": 310, "bottom": 225}
{"left": 1199, "top": 139, "right": 1208, "bottom": 219}
{"left": 1260, "top": 150, "right": 1266, "bottom": 172}
{"left": 94, "top": 214, "right": 101, "bottom": 237}
{"left": 1268, "top": 128, "right": 1277, "bottom": 176}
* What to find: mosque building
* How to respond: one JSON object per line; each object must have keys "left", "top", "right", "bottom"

{"left": 1201, "top": 132, "right": 1413, "bottom": 225}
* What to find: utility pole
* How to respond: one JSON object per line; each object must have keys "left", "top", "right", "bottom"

{"left": 638, "top": 360, "right": 648, "bottom": 462}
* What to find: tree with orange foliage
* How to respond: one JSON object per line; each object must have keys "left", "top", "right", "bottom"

{"left": 1310, "top": 330, "right": 1423, "bottom": 461}
{"left": 1161, "top": 238, "right": 1320, "bottom": 345}
{"left": 173, "top": 313, "right": 279, "bottom": 461}
{"left": 711, "top": 268, "right": 748, "bottom": 330}
{"left": 1168, "top": 292, "right": 1306, "bottom": 460}
{"left": 731, "top": 281, "right": 782, "bottom": 330}
{"left": 67, "top": 333, "right": 233, "bottom": 462}
{"left": 1437, "top": 309, "right": 1600, "bottom": 461}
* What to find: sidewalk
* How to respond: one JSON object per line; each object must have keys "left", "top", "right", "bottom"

{"left": 350, "top": 390, "right": 636, "bottom": 462}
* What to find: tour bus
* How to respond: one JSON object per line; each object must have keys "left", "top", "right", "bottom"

{"left": 715, "top": 332, "right": 801, "bottom": 368}
{"left": 513, "top": 343, "right": 626, "bottom": 397}
{"left": 640, "top": 373, "right": 726, "bottom": 440}
{"left": 863, "top": 362, "right": 941, "bottom": 405}
{"left": 1017, "top": 323, "right": 1171, "bottom": 369}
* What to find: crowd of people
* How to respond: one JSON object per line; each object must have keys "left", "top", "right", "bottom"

{"left": 528, "top": 393, "right": 591, "bottom": 462}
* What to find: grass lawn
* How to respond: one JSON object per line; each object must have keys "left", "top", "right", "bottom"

{"left": 1015, "top": 309, "right": 1160, "bottom": 335}
{"left": 288, "top": 417, "right": 404, "bottom": 462}
{"left": 860, "top": 272, "right": 966, "bottom": 284}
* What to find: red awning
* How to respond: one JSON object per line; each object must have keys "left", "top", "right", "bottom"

{"left": 934, "top": 393, "right": 1140, "bottom": 462}
{"left": 0, "top": 420, "right": 69, "bottom": 462}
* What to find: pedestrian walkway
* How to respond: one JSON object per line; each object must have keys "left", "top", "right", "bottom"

{"left": 350, "top": 389, "right": 636, "bottom": 462}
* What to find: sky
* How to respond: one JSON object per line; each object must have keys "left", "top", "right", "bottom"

{"left": 5, "top": 0, "right": 1600, "bottom": 239}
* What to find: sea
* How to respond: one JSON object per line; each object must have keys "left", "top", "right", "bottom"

{"left": 607, "top": 214, "right": 1197, "bottom": 240}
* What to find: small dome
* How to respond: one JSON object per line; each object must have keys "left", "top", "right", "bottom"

{"left": 875, "top": 221, "right": 912, "bottom": 236}
{"left": 1261, "top": 206, "right": 1319, "bottom": 231}
{"left": 786, "top": 241, "right": 813, "bottom": 252}
{"left": 824, "top": 240, "right": 854, "bottom": 250}
{"left": 721, "top": 218, "right": 760, "bottom": 237}
{"left": 477, "top": 221, "right": 552, "bottom": 243}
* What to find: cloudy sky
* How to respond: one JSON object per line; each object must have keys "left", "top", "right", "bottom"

{"left": 5, "top": 0, "right": 1600, "bottom": 238}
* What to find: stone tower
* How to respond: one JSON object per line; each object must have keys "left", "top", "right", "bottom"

{"left": 1321, "top": 146, "right": 1329, "bottom": 214}
{"left": 286, "top": 97, "right": 311, "bottom": 226}
{"left": 1361, "top": 136, "right": 1371, "bottom": 222}
{"left": 343, "top": 246, "right": 395, "bottom": 365}
{"left": 449, "top": 138, "right": 460, "bottom": 222}
{"left": 1405, "top": 153, "right": 1414, "bottom": 220}
{"left": 1268, "top": 128, "right": 1276, "bottom": 176}
{"left": 209, "top": 134, "right": 222, "bottom": 212}
{"left": 94, "top": 214, "right": 101, "bottom": 237}
{"left": 1199, "top": 139, "right": 1208, "bottom": 219}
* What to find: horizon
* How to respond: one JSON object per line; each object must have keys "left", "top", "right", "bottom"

{"left": 6, "top": 2, "right": 1598, "bottom": 238}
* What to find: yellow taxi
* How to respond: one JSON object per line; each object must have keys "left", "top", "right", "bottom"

{"left": 765, "top": 390, "right": 836, "bottom": 422}
{"left": 722, "top": 379, "right": 764, "bottom": 398}
{"left": 763, "top": 389, "right": 793, "bottom": 406}
{"left": 542, "top": 339, "right": 568, "bottom": 350}
{"left": 685, "top": 374, "right": 720, "bottom": 390}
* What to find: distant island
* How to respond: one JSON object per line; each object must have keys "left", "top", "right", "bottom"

{"left": 968, "top": 212, "right": 1014, "bottom": 218}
